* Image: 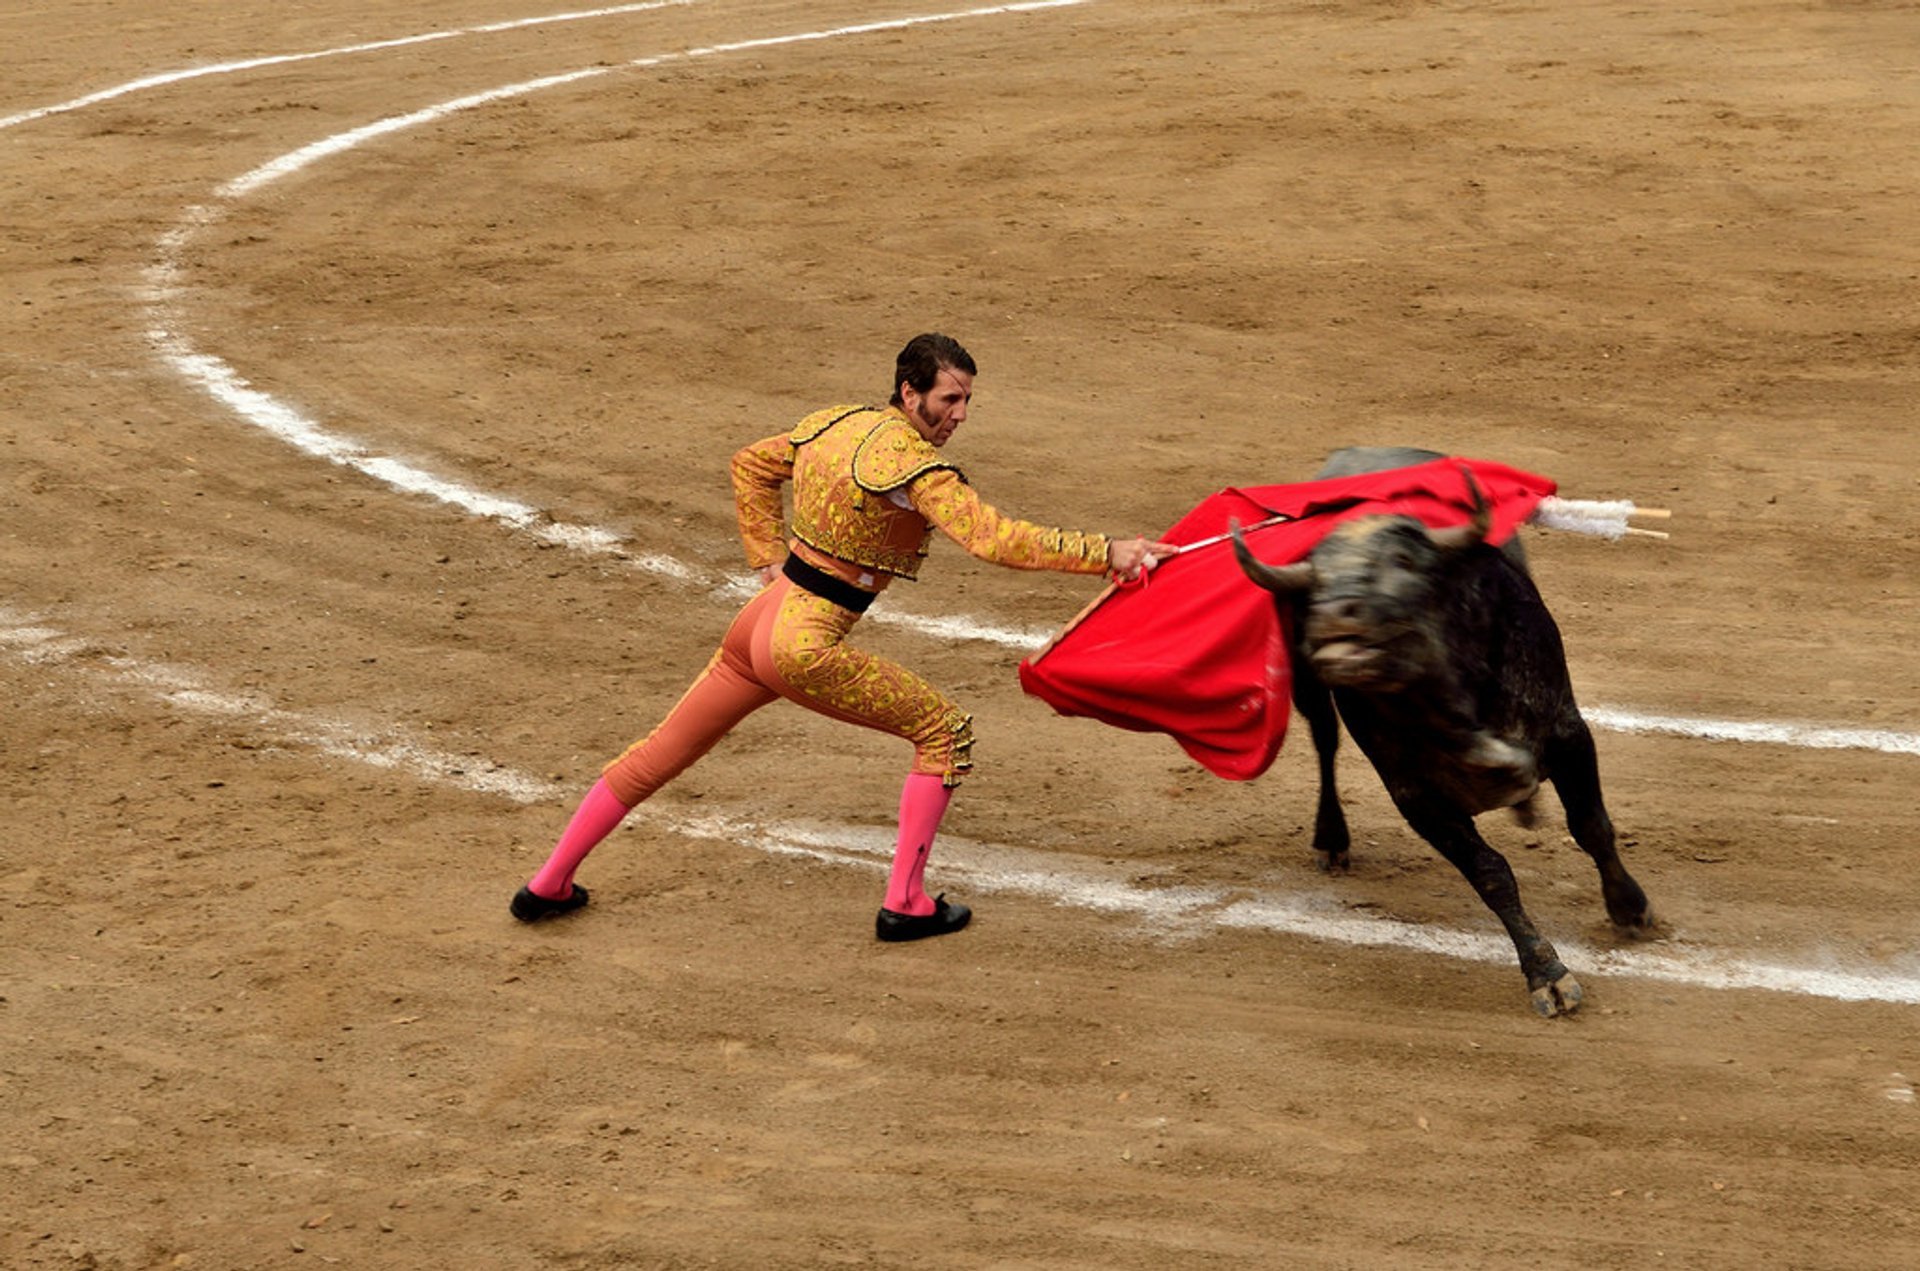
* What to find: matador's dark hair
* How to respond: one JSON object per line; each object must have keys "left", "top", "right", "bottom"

{"left": 890, "top": 333, "right": 976, "bottom": 407}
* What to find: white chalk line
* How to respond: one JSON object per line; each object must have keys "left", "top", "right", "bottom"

{"left": 7, "top": 605, "right": 1915, "bottom": 1007}
{"left": 143, "top": 327, "right": 1046, "bottom": 649}
{"left": 0, "top": 1, "right": 702, "bottom": 133}
{"left": 0, "top": 608, "right": 552, "bottom": 803}
{"left": 1583, "top": 706, "right": 1920, "bottom": 759}
{"left": 213, "top": 1, "right": 1085, "bottom": 198}
{"left": 736, "top": 822, "right": 1920, "bottom": 1008}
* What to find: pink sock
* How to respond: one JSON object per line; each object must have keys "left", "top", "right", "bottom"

{"left": 527, "top": 778, "right": 632, "bottom": 899}
{"left": 884, "top": 774, "right": 954, "bottom": 917}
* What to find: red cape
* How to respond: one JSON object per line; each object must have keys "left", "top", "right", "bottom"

{"left": 1017, "top": 458, "right": 1556, "bottom": 780}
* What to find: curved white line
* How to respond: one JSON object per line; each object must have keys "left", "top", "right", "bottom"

{"left": 0, "top": 608, "right": 552, "bottom": 802}
{"left": 213, "top": 2, "right": 1089, "bottom": 198}
{"left": 0, "top": 2, "right": 698, "bottom": 132}
{"left": 219, "top": 66, "right": 618, "bottom": 199}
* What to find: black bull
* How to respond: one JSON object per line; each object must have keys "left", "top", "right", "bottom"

{"left": 1231, "top": 447, "right": 1655, "bottom": 1017}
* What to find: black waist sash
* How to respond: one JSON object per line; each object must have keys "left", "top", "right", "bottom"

{"left": 781, "top": 555, "right": 876, "bottom": 613}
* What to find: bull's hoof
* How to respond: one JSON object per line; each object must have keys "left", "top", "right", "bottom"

{"left": 1509, "top": 796, "right": 1540, "bottom": 830}
{"left": 1530, "top": 972, "right": 1584, "bottom": 1018}
{"left": 1609, "top": 903, "right": 1658, "bottom": 937}
{"left": 1604, "top": 882, "right": 1657, "bottom": 934}
{"left": 1315, "top": 847, "right": 1351, "bottom": 873}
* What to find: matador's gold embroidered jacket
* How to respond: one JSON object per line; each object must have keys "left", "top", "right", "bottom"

{"left": 731, "top": 405, "right": 1111, "bottom": 583}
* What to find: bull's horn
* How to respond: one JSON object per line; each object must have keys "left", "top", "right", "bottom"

{"left": 1230, "top": 518, "right": 1315, "bottom": 594}
{"left": 1428, "top": 465, "right": 1492, "bottom": 551}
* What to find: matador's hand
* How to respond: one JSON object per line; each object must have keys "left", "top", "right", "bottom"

{"left": 1107, "top": 537, "right": 1179, "bottom": 581}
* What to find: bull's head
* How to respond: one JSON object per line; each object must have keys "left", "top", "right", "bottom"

{"left": 1231, "top": 474, "right": 1492, "bottom": 690}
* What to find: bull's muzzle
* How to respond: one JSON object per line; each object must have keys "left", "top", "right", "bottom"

{"left": 1303, "top": 599, "right": 1416, "bottom": 689}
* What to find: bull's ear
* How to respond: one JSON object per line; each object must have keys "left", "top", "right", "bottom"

{"left": 1428, "top": 466, "right": 1492, "bottom": 551}
{"left": 1231, "top": 518, "right": 1315, "bottom": 594}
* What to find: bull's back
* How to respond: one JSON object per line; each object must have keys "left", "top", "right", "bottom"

{"left": 1314, "top": 446, "right": 1446, "bottom": 480}
{"left": 1313, "top": 446, "right": 1530, "bottom": 574}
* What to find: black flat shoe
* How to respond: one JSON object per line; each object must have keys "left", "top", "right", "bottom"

{"left": 511, "top": 883, "right": 589, "bottom": 923}
{"left": 875, "top": 893, "right": 971, "bottom": 943}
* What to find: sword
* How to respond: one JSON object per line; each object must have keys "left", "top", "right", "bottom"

{"left": 1026, "top": 512, "right": 1296, "bottom": 664}
{"left": 1155, "top": 512, "right": 1296, "bottom": 562}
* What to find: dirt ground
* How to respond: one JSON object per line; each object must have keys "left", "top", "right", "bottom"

{"left": 4, "top": 1, "right": 1919, "bottom": 1267}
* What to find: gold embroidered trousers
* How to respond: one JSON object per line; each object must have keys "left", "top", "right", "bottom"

{"left": 601, "top": 577, "right": 974, "bottom": 806}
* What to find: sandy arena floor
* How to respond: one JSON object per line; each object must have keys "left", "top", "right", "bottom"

{"left": 4, "top": 2, "right": 1918, "bottom": 1267}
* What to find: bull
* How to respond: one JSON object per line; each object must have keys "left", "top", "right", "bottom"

{"left": 1231, "top": 447, "right": 1655, "bottom": 1016}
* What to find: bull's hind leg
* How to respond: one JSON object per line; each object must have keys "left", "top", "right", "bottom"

{"left": 1294, "top": 674, "right": 1351, "bottom": 871}
{"left": 1547, "top": 723, "right": 1655, "bottom": 933}
{"left": 1398, "top": 795, "right": 1582, "bottom": 1017}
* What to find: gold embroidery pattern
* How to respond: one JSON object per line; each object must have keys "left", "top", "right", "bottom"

{"left": 851, "top": 414, "right": 956, "bottom": 493}
{"left": 909, "top": 470, "right": 1111, "bottom": 574}
{"left": 731, "top": 433, "right": 796, "bottom": 569}
{"left": 783, "top": 407, "right": 957, "bottom": 578}
{"left": 734, "top": 406, "right": 1109, "bottom": 581}
{"left": 768, "top": 587, "right": 973, "bottom": 782}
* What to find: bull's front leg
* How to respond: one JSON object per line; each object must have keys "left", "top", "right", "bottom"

{"left": 1396, "top": 793, "right": 1582, "bottom": 1018}
{"left": 1293, "top": 671, "right": 1350, "bottom": 871}
{"left": 1546, "top": 722, "right": 1656, "bottom": 933}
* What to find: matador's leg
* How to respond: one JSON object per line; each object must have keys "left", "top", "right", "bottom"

{"left": 515, "top": 588, "right": 782, "bottom": 919}
{"left": 749, "top": 587, "right": 974, "bottom": 937}
{"left": 751, "top": 588, "right": 975, "bottom": 783}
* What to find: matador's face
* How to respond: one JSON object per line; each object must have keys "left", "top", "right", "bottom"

{"left": 901, "top": 367, "right": 972, "bottom": 447}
